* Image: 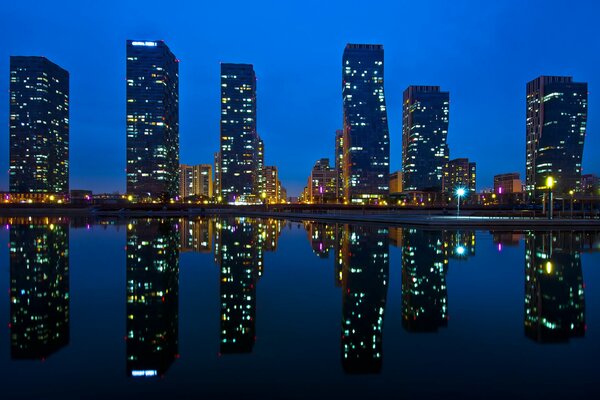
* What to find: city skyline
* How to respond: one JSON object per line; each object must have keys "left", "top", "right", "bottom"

{"left": 1, "top": 1, "right": 599, "bottom": 197}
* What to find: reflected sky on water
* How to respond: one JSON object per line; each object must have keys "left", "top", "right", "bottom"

{"left": 1, "top": 216, "right": 600, "bottom": 399}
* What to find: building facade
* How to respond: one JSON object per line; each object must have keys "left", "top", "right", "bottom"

{"left": 179, "top": 164, "right": 213, "bottom": 200}
{"left": 494, "top": 172, "right": 523, "bottom": 195}
{"left": 402, "top": 86, "right": 449, "bottom": 192}
{"left": 342, "top": 44, "right": 390, "bottom": 204}
{"left": 525, "top": 76, "right": 587, "bottom": 198}
{"left": 389, "top": 171, "right": 403, "bottom": 194}
{"left": 263, "top": 166, "right": 278, "bottom": 203}
{"left": 308, "top": 158, "right": 338, "bottom": 203}
{"left": 9, "top": 56, "right": 69, "bottom": 195}
{"left": 126, "top": 40, "right": 179, "bottom": 201}
{"left": 442, "top": 158, "right": 476, "bottom": 195}
{"left": 219, "top": 63, "right": 259, "bottom": 203}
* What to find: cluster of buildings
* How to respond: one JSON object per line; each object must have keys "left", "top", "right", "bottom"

{"left": 3, "top": 41, "right": 595, "bottom": 205}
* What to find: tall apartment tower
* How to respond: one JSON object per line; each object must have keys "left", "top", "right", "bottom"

{"left": 402, "top": 86, "right": 449, "bottom": 192}
{"left": 334, "top": 129, "right": 344, "bottom": 201}
{"left": 126, "top": 40, "right": 179, "bottom": 201}
{"left": 342, "top": 44, "right": 390, "bottom": 204}
{"left": 525, "top": 76, "right": 587, "bottom": 198}
{"left": 9, "top": 56, "right": 69, "bottom": 195}
{"left": 219, "top": 63, "right": 259, "bottom": 203}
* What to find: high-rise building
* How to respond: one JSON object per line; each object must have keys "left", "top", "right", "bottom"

{"left": 9, "top": 56, "right": 69, "bottom": 195}
{"left": 442, "top": 158, "right": 476, "bottom": 195}
{"left": 308, "top": 158, "right": 338, "bottom": 203}
{"left": 179, "top": 164, "right": 213, "bottom": 200}
{"left": 342, "top": 44, "right": 390, "bottom": 204}
{"left": 126, "top": 219, "right": 179, "bottom": 377}
{"left": 263, "top": 165, "right": 279, "bottom": 203}
{"left": 179, "top": 164, "right": 194, "bottom": 199}
{"left": 402, "top": 86, "right": 450, "bottom": 192}
{"left": 214, "top": 152, "right": 221, "bottom": 200}
{"left": 126, "top": 40, "right": 179, "bottom": 201}
{"left": 335, "top": 129, "right": 344, "bottom": 201}
{"left": 10, "top": 221, "right": 69, "bottom": 359}
{"left": 257, "top": 138, "right": 265, "bottom": 196}
{"left": 525, "top": 76, "right": 587, "bottom": 198}
{"left": 219, "top": 63, "right": 259, "bottom": 203}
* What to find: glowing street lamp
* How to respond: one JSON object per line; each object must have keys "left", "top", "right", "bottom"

{"left": 455, "top": 187, "right": 466, "bottom": 217}
{"left": 546, "top": 176, "right": 554, "bottom": 220}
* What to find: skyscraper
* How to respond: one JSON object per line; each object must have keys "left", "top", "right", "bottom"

{"left": 9, "top": 56, "right": 69, "bottom": 195}
{"left": 342, "top": 44, "right": 390, "bottom": 204}
{"left": 525, "top": 76, "right": 587, "bottom": 198}
{"left": 126, "top": 40, "right": 179, "bottom": 201}
{"left": 219, "top": 63, "right": 259, "bottom": 203}
{"left": 402, "top": 86, "right": 449, "bottom": 192}
{"left": 335, "top": 129, "right": 344, "bottom": 201}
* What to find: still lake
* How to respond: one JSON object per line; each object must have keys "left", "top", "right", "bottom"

{"left": 1, "top": 216, "right": 599, "bottom": 399}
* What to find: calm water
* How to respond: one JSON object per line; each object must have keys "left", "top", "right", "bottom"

{"left": 1, "top": 217, "right": 600, "bottom": 399}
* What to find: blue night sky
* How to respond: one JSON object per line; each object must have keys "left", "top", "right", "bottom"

{"left": 1, "top": 0, "right": 599, "bottom": 196}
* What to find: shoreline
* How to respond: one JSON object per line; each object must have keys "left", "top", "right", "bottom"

{"left": 1, "top": 206, "right": 600, "bottom": 229}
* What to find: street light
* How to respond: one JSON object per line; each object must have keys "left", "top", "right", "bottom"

{"left": 546, "top": 176, "right": 554, "bottom": 220}
{"left": 569, "top": 189, "right": 574, "bottom": 219}
{"left": 455, "top": 187, "right": 466, "bottom": 217}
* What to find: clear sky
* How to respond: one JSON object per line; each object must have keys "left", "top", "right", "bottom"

{"left": 1, "top": 0, "right": 598, "bottom": 196}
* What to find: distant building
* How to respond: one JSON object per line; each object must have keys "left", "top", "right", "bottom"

{"left": 263, "top": 166, "right": 279, "bottom": 203}
{"left": 335, "top": 129, "right": 344, "bottom": 201}
{"left": 443, "top": 158, "right": 476, "bottom": 195}
{"left": 219, "top": 63, "right": 260, "bottom": 203}
{"left": 126, "top": 40, "right": 179, "bottom": 201}
{"left": 179, "top": 164, "right": 194, "bottom": 199}
{"left": 179, "top": 164, "right": 213, "bottom": 200}
{"left": 494, "top": 173, "right": 523, "bottom": 194}
{"left": 581, "top": 174, "right": 599, "bottom": 195}
{"left": 402, "top": 86, "right": 449, "bottom": 192}
{"left": 9, "top": 56, "right": 69, "bottom": 195}
{"left": 389, "top": 171, "right": 403, "bottom": 194}
{"left": 308, "top": 158, "right": 338, "bottom": 203}
{"left": 214, "top": 152, "right": 221, "bottom": 200}
{"left": 342, "top": 44, "right": 390, "bottom": 203}
{"left": 525, "top": 76, "right": 587, "bottom": 198}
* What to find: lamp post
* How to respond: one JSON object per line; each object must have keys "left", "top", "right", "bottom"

{"left": 569, "top": 189, "right": 574, "bottom": 219}
{"left": 455, "top": 187, "right": 466, "bottom": 218}
{"left": 546, "top": 176, "right": 554, "bottom": 220}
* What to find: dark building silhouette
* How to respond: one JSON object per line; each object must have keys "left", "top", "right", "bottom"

{"left": 402, "top": 86, "right": 449, "bottom": 192}
{"left": 216, "top": 218, "right": 261, "bottom": 353}
{"left": 126, "top": 219, "right": 179, "bottom": 377}
{"left": 340, "top": 225, "right": 389, "bottom": 373}
{"left": 10, "top": 222, "right": 69, "bottom": 359}
{"left": 219, "top": 63, "right": 260, "bottom": 204}
{"left": 9, "top": 56, "right": 69, "bottom": 194}
{"left": 401, "top": 229, "right": 449, "bottom": 332}
{"left": 525, "top": 76, "right": 587, "bottom": 198}
{"left": 524, "top": 231, "right": 585, "bottom": 343}
{"left": 342, "top": 44, "right": 390, "bottom": 204}
{"left": 126, "top": 40, "right": 179, "bottom": 201}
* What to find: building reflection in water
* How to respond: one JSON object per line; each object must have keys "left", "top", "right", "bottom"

{"left": 126, "top": 219, "right": 179, "bottom": 377}
{"left": 339, "top": 224, "right": 389, "bottom": 373}
{"left": 216, "top": 218, "right": 281, "bottom": 354}
{"left": 402, "top": 228, "right": 449, "bottom": 332}
{"left": 9, "top": 219, "right": 70, "bottom": 360}
{"left": 444, "top": 230, "right": 476, "bottom": 260}
{"left": 524, "top": 231, "right": 585, "bottom": 343}
{"left": 179, "top": 218, "right": 213, "bottom": 253}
